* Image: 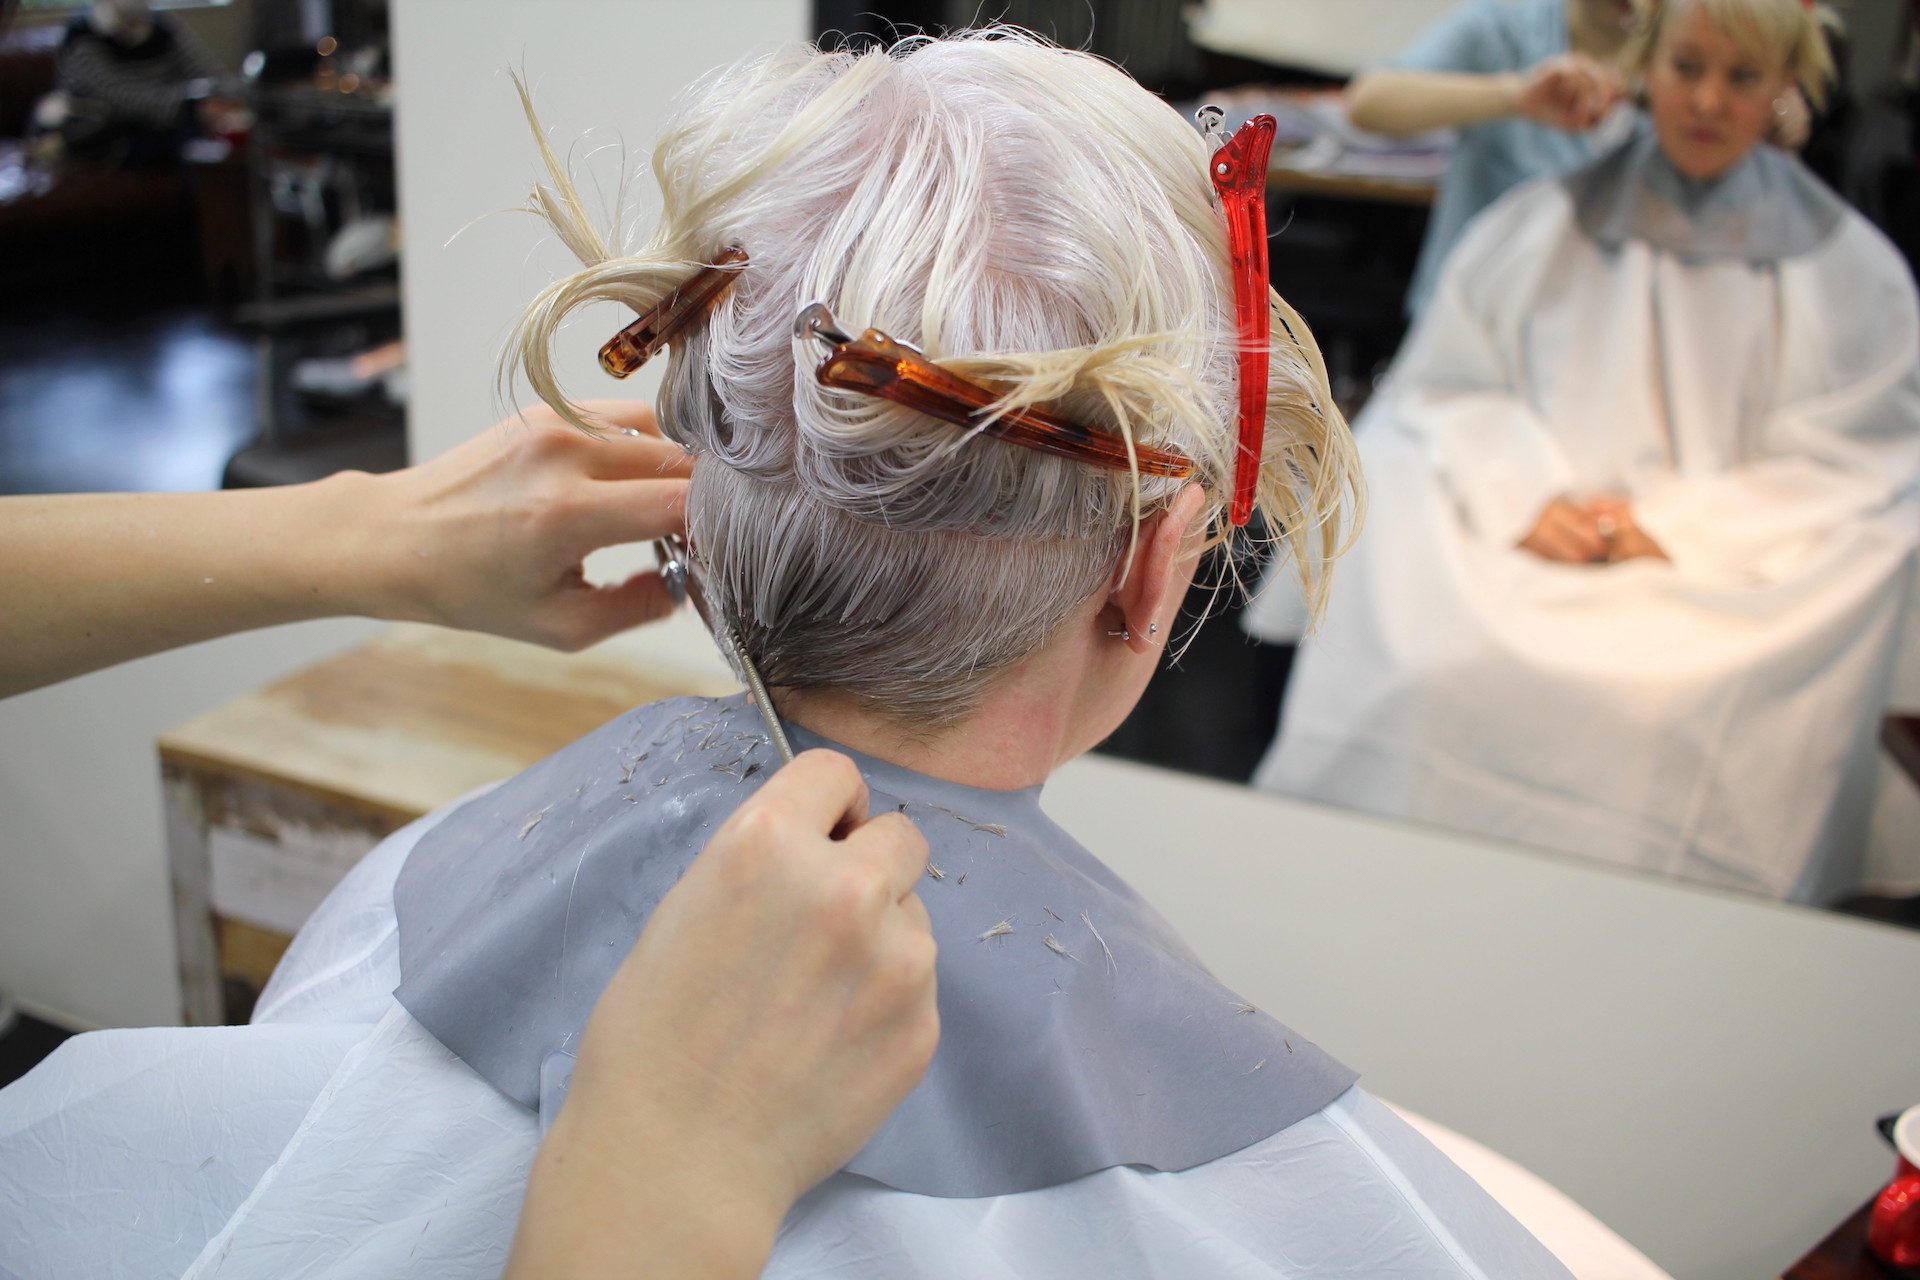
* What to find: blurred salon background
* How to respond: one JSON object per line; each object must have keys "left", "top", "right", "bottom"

{"left": 0, "top": 0, "right": 400, "bottom": 501}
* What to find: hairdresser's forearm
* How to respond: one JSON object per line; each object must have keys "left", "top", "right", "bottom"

{"left": 0, "top": 473, "right": 385, "bottom": 698}
{"left": 507, "top": 1115, "right": 784, "bottom": 1280}
{"left": 1345, "top": 70, "right": 1522, "bottom": 135}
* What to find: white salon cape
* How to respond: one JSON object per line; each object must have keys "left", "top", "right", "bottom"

{"left": 1250, "top": 135, "right": 1920, "bottom": 902}
{"left": 0, "top": 799, "right": 1664, "bottom": 1279}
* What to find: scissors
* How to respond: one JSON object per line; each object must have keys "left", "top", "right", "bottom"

{"left": 654, "top": 535, "right": 797, "bottom": 766}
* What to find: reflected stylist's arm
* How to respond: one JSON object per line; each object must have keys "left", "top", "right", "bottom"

{"left": 1347, "top": 54, "right": 1623, "bottom": 137}
{"left": 506, "top": 750, "right": 940, "bottom": 1280}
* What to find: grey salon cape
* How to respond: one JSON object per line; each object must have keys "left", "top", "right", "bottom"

{"left": 392, "top": 694, "right": 1357, "bottom": 1198}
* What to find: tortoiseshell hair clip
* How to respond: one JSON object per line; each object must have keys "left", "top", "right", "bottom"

{"left": 794, "top": 303, "right": 1194, "bottom": 479}
{"left": 598, "top": 245, "right": 749, "bottom": 379}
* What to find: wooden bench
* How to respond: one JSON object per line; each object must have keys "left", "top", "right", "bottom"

{"left": 158, "top": 624, "right": 731, "bottom": 1024}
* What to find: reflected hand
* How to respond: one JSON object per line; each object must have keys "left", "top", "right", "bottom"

{"left": 1518, "top": 497, "right": 1610, "bottom": 563}
{"left": 508, "top": 750, "right": 939, "bottom": 1280}
{"left": 1588, "top": 496, "right": 1669, "bottom": 564}
{"left": 358, "top": 400, "right": 694, "bottom": 651}
{"left": 1514, "top": 54, "right": 1625, "bottom": 132}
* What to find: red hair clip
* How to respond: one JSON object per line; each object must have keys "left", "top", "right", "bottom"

{"left": 1200, "top": 109, "right": 1277, "bottom": 527}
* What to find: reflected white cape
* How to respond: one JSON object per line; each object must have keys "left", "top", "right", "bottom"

{"left": 1251, "top": 155, "right": 1920, "bottom": 901}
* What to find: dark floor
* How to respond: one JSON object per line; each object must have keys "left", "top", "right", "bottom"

{"left": 0, "top": 1014, "right": 72, "bottom": 1091}
{"left": 0, "top": 306, "right": 256, "bottom": 495}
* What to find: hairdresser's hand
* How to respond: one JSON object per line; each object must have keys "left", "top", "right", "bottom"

{"left": 0, "top": 400, "right": 688, "bottom": 698}
{"left": 1588, "top": 496, "right": 1669, "bottom": 564}
{"left": 358, "top": 400, "right": 693, "bottom": 651}
{"left": 1513, "top": 53, "right": 1625, "bottom": 132}
{"left": 1518, "top": 496, "right": 1611, "bottom": 563}
{"left": 507, "top": 749, "right": 939, "bottom": 1280}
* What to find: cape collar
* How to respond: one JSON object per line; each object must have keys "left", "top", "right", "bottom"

{"left": 1565, "top": 129, "right": 1845, "bottom": 262}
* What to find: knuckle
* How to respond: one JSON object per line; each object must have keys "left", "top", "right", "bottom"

{"left": 807, "top": 749, "right": 864, "bottom": 793}
{"left": 869, "top": 810, "right": 928, "bottom": 854}
{"left": 728, "top": 801, "right": 788, "bottom": 856}
{"left": 823, "top": 864, "right": 886, "bottom": 921}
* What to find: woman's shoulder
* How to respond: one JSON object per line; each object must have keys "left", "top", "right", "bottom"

{"left": 1813, "top": 199, "right": 1919, "bottom": 284}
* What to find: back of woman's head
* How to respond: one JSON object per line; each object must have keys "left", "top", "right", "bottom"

{"left": 513, "top": 31, "right": 1357, "bottom": 728}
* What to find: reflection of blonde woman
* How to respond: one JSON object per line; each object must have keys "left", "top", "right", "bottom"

{"left": 1256, "top": 0, "right": 1920, "bottom": 903}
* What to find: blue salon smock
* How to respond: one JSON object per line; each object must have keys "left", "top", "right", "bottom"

{"left": 1388, "top": 0, "right": 1630, "bottom": 316}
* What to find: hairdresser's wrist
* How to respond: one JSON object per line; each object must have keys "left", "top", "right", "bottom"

{"left": 281, "top": 467, "right": 415, "bottom": 625}
{"left": 508, "top": 1099, "right": 786, "bottom": 1280}
{"left": 1494, "top": 72, "right": 1529, "bottom": 119}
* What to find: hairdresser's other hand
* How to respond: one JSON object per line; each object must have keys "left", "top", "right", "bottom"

{"left": 507, "top": 749, "right": 939, "bottom": 1280}
{"left": 359, "top": 400, "right": 693, "bottom": 651}
{"left": 1518, "top": 496, "right": 1610, "bottom": 563}
{"left": 1513, "top": 53, "right": 1624, "bottom": 132}
{"left": 1587, "top": 496, "right": 1670, "bottom": 564}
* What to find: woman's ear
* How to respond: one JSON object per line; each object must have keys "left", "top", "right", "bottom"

{"left": 1106, "top": 483, "right": 1210, "bottom": 655}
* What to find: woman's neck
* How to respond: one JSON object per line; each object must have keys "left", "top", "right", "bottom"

{"left": 773, "top": 611, "right": 1122, "bottom": 793}
{"left": 776, "top": 665, "right": 1073, "bottom": 794}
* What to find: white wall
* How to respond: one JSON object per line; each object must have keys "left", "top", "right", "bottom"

{"left": 0, "top": 619, "right": 379, "bottom": 1028}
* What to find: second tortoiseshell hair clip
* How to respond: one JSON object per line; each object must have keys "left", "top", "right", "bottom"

{"left": 598, "top": 245, "right": 749, "bottom": 379}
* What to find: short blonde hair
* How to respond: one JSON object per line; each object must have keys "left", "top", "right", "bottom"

{"left": 509, "top": 32, "right": 1361, "bottom": 727}
{"left": 1629, "top": 0, "right": 1838, "bottom": 109}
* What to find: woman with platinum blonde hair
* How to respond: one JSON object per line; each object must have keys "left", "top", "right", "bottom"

{"left": 1252, "top": 0, "right": 1920, "bottom": 903}
{"left": 0, "top": 31, "right": 1604, "bottom": 1280}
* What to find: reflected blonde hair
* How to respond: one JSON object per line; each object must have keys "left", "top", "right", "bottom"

{"left": 1629, "top": 0, "right": 1838, "bottom": 108}
{"left": 509, "top": 31, "right": 1361, "bottom": 727}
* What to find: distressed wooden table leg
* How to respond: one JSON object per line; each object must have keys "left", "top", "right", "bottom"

{"left": 163, "top": 765, "right": 223, "bottom": 1027}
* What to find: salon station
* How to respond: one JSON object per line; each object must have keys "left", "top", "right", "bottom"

{"left": 2, "top": 2, "right": 1919, "bottom": 1279}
